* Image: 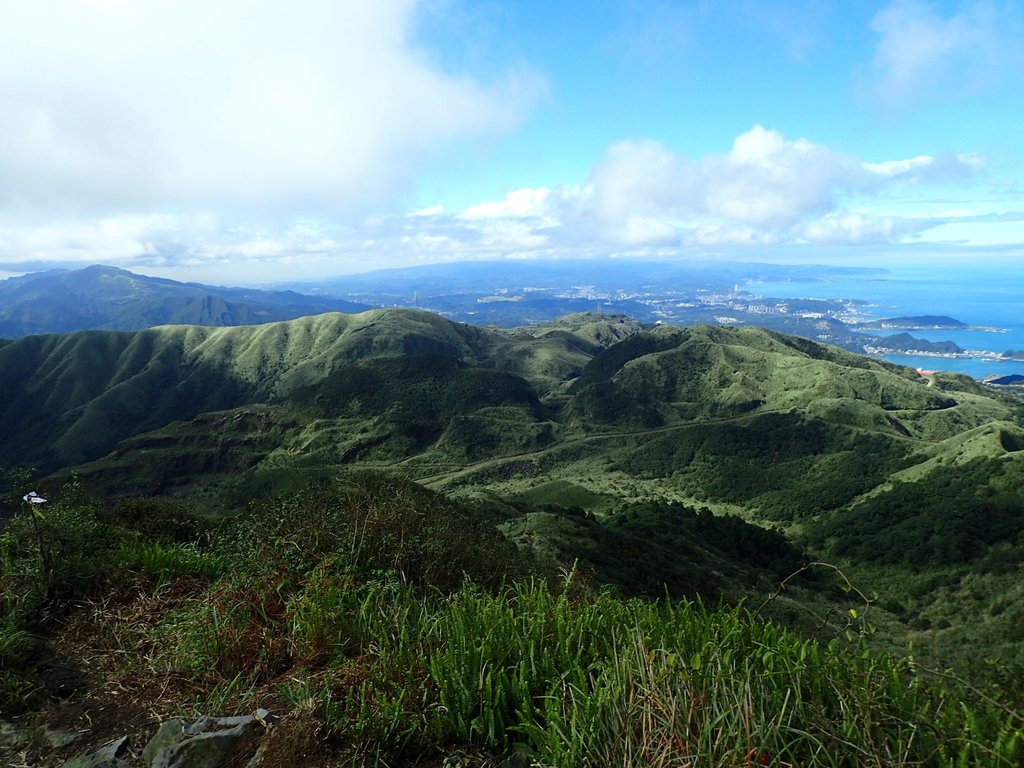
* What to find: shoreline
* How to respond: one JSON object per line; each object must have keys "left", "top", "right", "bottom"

{"left": 866, "top": 346, "right": 1008, "bottom": 362}
{"left": 858, "top": 324, "right": 1008, "bottom": 333}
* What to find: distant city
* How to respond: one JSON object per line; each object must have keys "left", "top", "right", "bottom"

{"left": 282, "top": 259, "right": 1004, "bottom": 368}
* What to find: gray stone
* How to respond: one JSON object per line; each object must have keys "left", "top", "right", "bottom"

{"left": 143, "top": 719, "right": 184, "bottom": 767}
{"left": 0, "top": 721, "right": 28, "bottom": 749}
{"left": 183, "top": 715, "right": 253, "bottom": 736}
{"left": 60, "top": 756, "right": 133, "bottom": 768}
{"left": 44, "top": 726, "right": 84, "bottom": 749}
{"left": 60, "top": 736, "right": 132, "bottom": 768}
{"left": 149, "top": 716, "right": 258, "bottom": 768}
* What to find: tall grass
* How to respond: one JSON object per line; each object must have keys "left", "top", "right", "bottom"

{"left": 160, "top": 574, "right": 1023, "bottom": 767}
{"left": 4, "top": 479, "right": 1021, "bottom": 764}
{"left": 114, "top": 541, "right": 226, "bottom": 587}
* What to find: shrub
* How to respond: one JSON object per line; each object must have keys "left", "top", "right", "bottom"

{"left": 222, "top": 473, "right": 528, "bottom": 592}
{"left": 102, "top": 497, "right": 211, "bottom": 544}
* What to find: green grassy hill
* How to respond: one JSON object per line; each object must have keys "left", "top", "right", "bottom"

{"left": 0, "top": 310, "right": 644, "bottom": 473}
{"left": 2, "top": 310, "right": 1023, "bottom": 686}
{"left": 0, "top": 310, "right": 495, "bottom": 469}
{"left": 3, "top": 310, "right": 1024, "bottom": 764}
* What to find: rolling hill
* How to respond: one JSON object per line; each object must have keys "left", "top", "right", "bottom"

{"left": 3, "top": 306, "right": 1024, "bottom": 768}
{"left": 1, "top": 308, "right": 1023, "bottom": 675}
{"left": 2, "top": 309, "right": 1020, "bottom": 509}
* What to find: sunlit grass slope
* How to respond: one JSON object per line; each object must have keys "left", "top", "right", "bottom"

{"left": 3, "top": 311, "right": 1023, "bottom": 679}
{"left": 2, "top": 477, "right": 1021, "bottom": 766}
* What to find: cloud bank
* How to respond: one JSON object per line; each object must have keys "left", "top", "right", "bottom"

{"left": 0, "top": 0, "right": 543, "bottom": 216}
{"left": 0, "top": 125, "right": 987, "bottom": 282}
{"left": 449, "top": 126, "right": 981, "bottom": 250}
{"left": 0, "top": 2, "right": 1016, "bottom": 283}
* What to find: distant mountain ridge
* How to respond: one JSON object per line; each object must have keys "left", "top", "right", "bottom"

{"left": 872, "top": 332, "right": 963, "bottom": 354}
{"left": 0, "top": 265, "right": 371, "bottom": 337}
{"left": 856, "top": 315, "right": 967, "bottom": 330}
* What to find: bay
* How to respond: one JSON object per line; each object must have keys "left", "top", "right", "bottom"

{"left": 749, "top": 263, "right": 1024, "bottom": 379}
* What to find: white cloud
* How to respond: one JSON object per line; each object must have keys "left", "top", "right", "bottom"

{"left": 707, "top": 126, "right": 864, "bottom": 225}
{"left": 0, "top": 213, "right": 353, "bottom": 279}
{"left": 864, "top": 156, "right": 936, "bottom": 176}
{"left": 690, "top": 225, "right": 782, "bottom": 247}
{"left": 461, "top": 187, "right": 554, "bottom": 220}
{"left": 864, "top": 152, "right": 984, "bottom": 183}
{"left": 581, "top": 127, "right": 866, "bottom": 234}
{"left": 0, "top": 0, "right": 544, "bottom": 216}
{"left": 0, "top": 126, "right": 997, "bottom": 282}
{"left": 866, "top": 0, "right": 1024, "bottom": 103}
{"left": 799, "top": 214, "right": 937, "bottom": 245}
{"left": 618, "top": 216, "right": 681, "bottom": 246}
{"left": 411, "top": 204, "right": 446, "bottom": 217}
{"left": 443, "top": 126, "right": 978, "bottom": 250}
{"left": 589, "top": 139, "right": 688, "bottom": 223}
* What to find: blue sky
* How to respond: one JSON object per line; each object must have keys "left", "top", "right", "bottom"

{"left": 0, "top": 0, "right": 1022, "bottom": 284}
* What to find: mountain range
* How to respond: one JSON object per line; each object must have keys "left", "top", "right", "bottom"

{"left": 0, "top": 264, "right": 370, "bottom": 337}
{"left": 1, "top": 279, "right": 1023, "bottom": 679}
{"left": 1, "top": 306, "right": 1022, "bottom": 666}
{"left": 2, "top": 264, "right": 975, "bottom": 367}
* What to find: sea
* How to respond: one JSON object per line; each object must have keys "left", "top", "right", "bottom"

{"left": 749, "top": 262, "right": 1024, "bottom": 381}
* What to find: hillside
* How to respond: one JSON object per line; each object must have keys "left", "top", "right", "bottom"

{"left": 872, "top": 332, "right": 963, "bottom": 354}
{"left": 0, "top": 310, "right": 643, "bottom": 472}
{"left": 2, "top": 309, "right": 1024, "bottom": 765}
{"left": 3, "top": 310, "right": 1021, "bottom": 545}
{"left": 2, "top": 477, "right": 1022, "bottom": 767}
{"left": 0, "top": 265, "right": 370, "bottom": 337}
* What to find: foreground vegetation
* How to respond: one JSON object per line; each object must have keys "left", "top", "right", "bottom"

{"left": 3, "top": 476, "right": 1022, "bottom": 766}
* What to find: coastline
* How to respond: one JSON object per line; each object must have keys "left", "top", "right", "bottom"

{"left": 873, "top": 349, "right": 1024, "bottom": 381}
{"left": 858, "top": 324, "right": 1008, "bottom": 333}
{"left": 865, "top": 346, "right": 1008, "bottom": 362}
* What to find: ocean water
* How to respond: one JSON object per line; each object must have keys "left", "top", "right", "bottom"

{"left": 749, "top": 263, "right": 1024, "bottom": 380}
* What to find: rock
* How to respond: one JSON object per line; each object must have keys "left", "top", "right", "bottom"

{"left": 44, "top": 727, "right": 84, "bottom": 750}
{"left": 61, "top": 710, "right": 275, "bottom": 768}
{"left": 241, "top": 709, "right": 280, "bottom": 766}
{"left": 0, "top": 721, "right": 30, "bottom": 768}
{"left": 0, "top": 721, "right": 29, "bottom": 750}
{"left": 148, "top": 715, "right": 259, "bottom": 768}
{"left": 60, "top": 736, "right": 132, "bottom": 768}
{"left": 142, "top": 719, "right": 184, "bottom": 767}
